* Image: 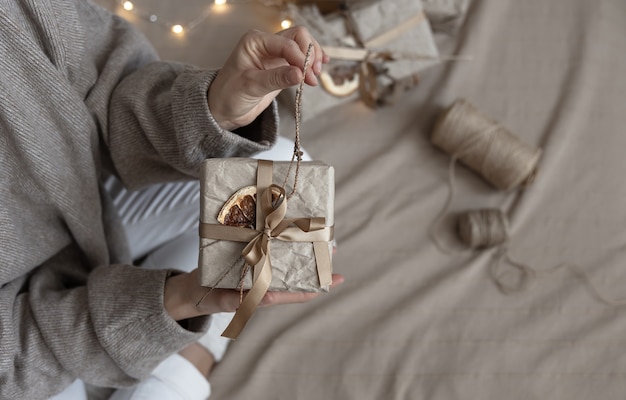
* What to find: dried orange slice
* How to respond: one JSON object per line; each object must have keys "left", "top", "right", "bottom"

{"left": 320, "top": 63, "right": 360, "bottom": 97}
{"left": 217, "top": 186, "right": 257, "bottom": 228}
{"left": 217, "top": 186, "right": 283, "bottom": 229}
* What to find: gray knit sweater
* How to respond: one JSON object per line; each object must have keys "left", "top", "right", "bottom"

{"left": 0, "top": 0, "right": 278, "bottom": 398}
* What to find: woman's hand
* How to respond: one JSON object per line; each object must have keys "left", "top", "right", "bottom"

{"left": 208, "top": 26, "right": 329, "bottom": 131}
{"left": 164, "top": 269, "right": 344, "bottom": 321}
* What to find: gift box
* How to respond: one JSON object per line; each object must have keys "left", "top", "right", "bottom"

{"left": 345, "top": 0, "right": 439, "bottom": 84}
{"left": 281, "top": 0, "right": 439, "bottom": 119}
{"left": 199, "top": 158, "right": 334, "bottom": 293}
{"left": 422, "top": 0, "right": 470, "bottom": 34}
{"left": 199, "top": 158, "right": 334, "bottom": 338}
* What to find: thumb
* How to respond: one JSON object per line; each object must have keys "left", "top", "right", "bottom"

{"left": 244, "top": 65, "right": 303, "bottom": 97}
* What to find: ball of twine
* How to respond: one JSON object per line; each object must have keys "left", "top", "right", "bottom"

{"left": 455, "top": 208, "right": 534, "bottom": 294}
{"left": 431, "top": 98, "right": 541, "bottom": 190}
{"left": 457, "top": 208, "right": 509, "bottom": 248}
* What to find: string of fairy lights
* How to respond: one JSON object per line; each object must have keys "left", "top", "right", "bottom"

{"left": 116, "top": 0, "right": 294, "bottom": 35}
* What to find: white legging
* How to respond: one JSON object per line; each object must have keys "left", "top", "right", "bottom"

{"left": 49, "top": 137, "right": 308, "bottom": 400}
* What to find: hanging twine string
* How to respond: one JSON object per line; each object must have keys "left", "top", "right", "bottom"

{"left": 282, "top": 42, "right": 313, "bottom": 199}
{"left": 429, "top": 98, "right": 626, "bottom": 306}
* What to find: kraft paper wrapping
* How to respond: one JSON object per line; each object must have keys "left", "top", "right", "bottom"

{"left": 422, "top": 0, "right": 470, "bottom": 34}
{"left": 346, "top": 0, "right": 439, "bottom": 81}
{"left": 282, "top": 0, "right": 439, "bottom": 118}
{"left": 199, "top": 158, "right": 335, "bottom": 293}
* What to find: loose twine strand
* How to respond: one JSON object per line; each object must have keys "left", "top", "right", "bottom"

{"left": 430, "top": 98, "right": 626, "bottom": 306}
{"left": 197, "top": 44, "right": 314, "bottom": 309}
{"left": 195, "top": 256, "right": 245, "bottom": 308}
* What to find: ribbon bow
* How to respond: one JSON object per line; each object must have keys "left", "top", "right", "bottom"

{"left": 199, "top": 160, "right": 333, "bottom": 339}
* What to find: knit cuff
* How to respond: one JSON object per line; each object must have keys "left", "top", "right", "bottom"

{"left": 87, "top": 265, "right": 210, "bottom": 381}
{"left": 171, "top": 68, "right": 279, "bottom": 166}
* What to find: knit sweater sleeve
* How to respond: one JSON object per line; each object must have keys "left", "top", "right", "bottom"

{"left": 17, "top": 246, "right": 209, "bottom": 394}
{"left": 79, "top": 2, "right": 279, "bottom": 189}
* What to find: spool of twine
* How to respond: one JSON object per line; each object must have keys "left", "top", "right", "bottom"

{"left": 431, "top": 98, "right": 541, "bottom": 190}
{"left": 455, "top": 208, "right": 533, "bottom": 293}
{"left": 457, "top": 209, "right": 509, "bottom": 248}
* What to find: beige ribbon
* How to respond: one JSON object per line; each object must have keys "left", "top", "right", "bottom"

{"left": 199, "top": 160, "right": 334, "bottom": 339}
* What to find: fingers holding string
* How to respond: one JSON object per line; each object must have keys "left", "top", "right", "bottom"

{"left": 277, "top": 25, "right": 329, "bottom": 77}
{"left": 251, "top": 27, "right": 326, "bottom": 86}
{"left": 241, "top": 31, "right": 323, "bottom": 97}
